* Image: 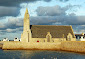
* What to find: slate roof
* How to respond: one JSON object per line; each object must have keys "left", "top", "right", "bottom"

{"left": 30, "top": 25, "right": 75, "bottom": 38}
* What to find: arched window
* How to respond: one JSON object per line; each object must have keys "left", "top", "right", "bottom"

{"left": 46, "top": 32, "right": 52, "bottom": 42}
{"left": 47, "top": 35, "right": 50, "bottom": 42}
{"left": 68, "top": 36, "right": 71, "bottom": 41}
{"left": 67, "top": 33, "right": 72, "bottom": 41}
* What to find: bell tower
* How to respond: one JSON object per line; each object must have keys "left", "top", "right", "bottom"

{"left": 21, "top": 8, "right": 31, "bottom": 42}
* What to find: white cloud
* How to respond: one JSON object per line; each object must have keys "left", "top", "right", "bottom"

{"left": 6, "top": 29, "right": 14, "bottom": 32}
{"left": 0, "top": 23, "right": 5, "bottom": 28}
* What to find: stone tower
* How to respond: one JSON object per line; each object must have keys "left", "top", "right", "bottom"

{"left": 21, "top": 8, "right": 31, "bottom": 42}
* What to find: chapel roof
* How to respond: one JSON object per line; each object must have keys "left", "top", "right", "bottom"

{"left": 30, "top": 25, "right": 75, "bottom": 38}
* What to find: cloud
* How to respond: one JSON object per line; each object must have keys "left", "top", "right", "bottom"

{"left": 30, "top": 16, "right": 64, "bottom": 25}
{"left": 59, "top": 0, "right": 69, "bottom": 2}
{"left": 0, "top": 0, "right": 70, "bottom": 7}
{"left": 5, "top": 17, "right": 23, "bottom": 29}
{"left": 0, "top": 6, "right": 20, "bottom": 17}
{"left": 30, "top": 15, "right": 85, "bottom": 25}
{"left": 0, "top": 23, "right": 5, "bottom": 28}
{"left": 0, "top": 17, "right": 23, "bottom": 33}
{"left": 6, "top": 27, "right": 23, "bottom": 33}
{"left": 36, "top": 5, "right": 67, "bottom": 16}
{"left": 35, "top": 5, "right": 84, "bottom": 25}
{"left": 0, "top": 0, "right": 52, "bottom": 17}
{"left": 0, "top": 0, "right": 51, "bottom": 7}
{"left": 63, "top": 16, "right": 85, "bottom": 25}
{"left": 36, "top": 4, "right": 81, "bottom": 16}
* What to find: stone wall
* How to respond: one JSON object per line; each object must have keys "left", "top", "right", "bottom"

{"left": 52, "top": 38, "right": 66, "bottom": 42}
{"left": 3, "top": 41, "right": 85, "bottom": 53}
{"left": 30, "top": 38, "right": 66, "bottom": 42}
{"left": 31, "top": 38, "right": 46, "bottom": 42}
{"left": 0, "top": 41, "right": 4, "bottom": 49}
{"left": 2, "top": 41, "right": 61, "bottom": 50}
{"left": 61, "top": 41, "right": 85, "bottom": 53}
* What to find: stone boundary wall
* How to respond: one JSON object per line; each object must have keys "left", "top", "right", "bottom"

{"left": 2, "top": 42, "right": 61, "bottom": 50}
{"left": 61, "top": 41, "right": 85, "bottom": 53}
{"left": 0, "top": 41, "right": 4, "bottom": 49}
{"left": 2, "top": 41, "right": 85, "bottom": 53}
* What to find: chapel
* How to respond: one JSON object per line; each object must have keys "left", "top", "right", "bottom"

{"left": 21, "top": 8, "right": 76, "bottom": 42}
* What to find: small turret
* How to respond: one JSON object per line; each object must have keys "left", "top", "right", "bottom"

{"left": 82, "top": 33, "right": 84, "bottom": 36}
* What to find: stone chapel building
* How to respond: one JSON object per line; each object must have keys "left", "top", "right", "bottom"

{"left": 21, "top": 8, "right": 76, "bottom": 42}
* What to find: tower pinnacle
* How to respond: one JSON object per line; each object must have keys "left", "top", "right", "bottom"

{"left": 24, "top": 8, "right": 29, "bottom": 19}
{"left": 25, "top": 8, "right": 28, "bottom": 14}
{"left": 23, "top": 8, "right": 30, "bottom": 32}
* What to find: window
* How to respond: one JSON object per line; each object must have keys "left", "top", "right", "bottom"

{"left": 68, "top": 36, "right": 71, "bottom": 41}
{"left": 47, "top": 35, "right": 50, "bottom": 42}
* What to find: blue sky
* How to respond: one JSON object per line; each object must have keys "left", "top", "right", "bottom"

{"left": 0, "top": 0, "right": 85, "bottom": 40}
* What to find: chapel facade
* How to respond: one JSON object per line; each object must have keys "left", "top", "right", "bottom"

{"left": 21, "top": 8, "right": 76, "bottom": 42}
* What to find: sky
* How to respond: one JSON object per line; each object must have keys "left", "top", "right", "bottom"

{"left": 0, "top": 0, "right": 85, "bottom": 40}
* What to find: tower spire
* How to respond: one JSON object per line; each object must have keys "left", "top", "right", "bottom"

{"left": 25, "top": 8, "right": 28, "bottom": 14}
{"left": 24, "top": 8, "right": 29, "bottom": 19}
{"left": 23, "top": 8, "right": 30, "bottom": 32}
